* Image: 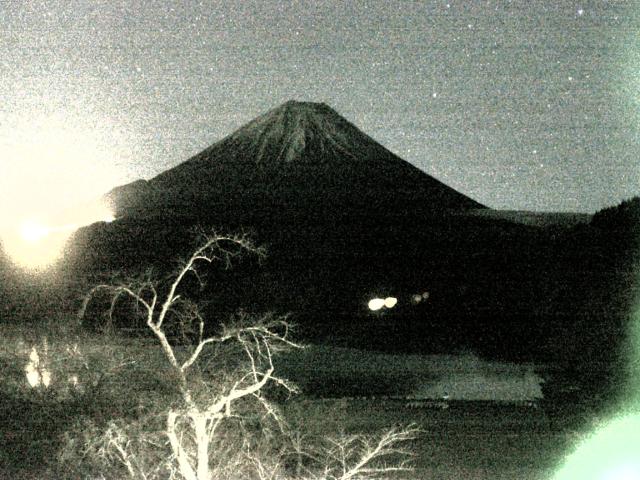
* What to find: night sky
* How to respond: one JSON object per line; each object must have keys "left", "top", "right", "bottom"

{"left": 1, "top": 0, "right": 639, "bottom": 217}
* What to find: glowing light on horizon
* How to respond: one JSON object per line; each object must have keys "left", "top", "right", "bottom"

{"left": 368, "top": 296, "right": 398, "bottom": 311}
{"left": 0, "top": 112, "right": 125, "bottom": 229}
{"left": 19, "top": 219, "right": 50, "bottom": 244}
{"left": 3, "top": 226, "right": 72, "bottom": 271}
{"left": 0, "top": 112, "right": 122, "bottom": 270}
{"left": 411, "top": 291, "right": 430, "bottom": 305}
{"left": 1, "top": 201, "right": 115, "bottom": 270}
{"left": 368, "top": 298, "right": 385, "bottom": 311}
{"left": 384, "top": 297, "right": 398, "bottom": 308}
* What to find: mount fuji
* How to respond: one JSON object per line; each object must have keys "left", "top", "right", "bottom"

{"left": 106, "top": 101, "right": 484, "bottom": 220}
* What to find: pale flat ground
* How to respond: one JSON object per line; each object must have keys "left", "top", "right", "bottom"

{"left": 279, "top": 345, "right": 544, "bottom": 401}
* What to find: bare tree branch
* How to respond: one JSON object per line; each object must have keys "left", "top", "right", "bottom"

{"left": 318, "top": 425, "right": 420, "bottom": 480}
{"left": 167, "top": 411, "right": 198, "bottom": 480}
{"left": 77, "top": 231, "right": 294, "bottom": 480}
{"left": 75, "top": 231, "right": 415, "bottom": 480}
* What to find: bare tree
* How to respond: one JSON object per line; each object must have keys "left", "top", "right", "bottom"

{"left": 77, "top": 231, "right": 418, "bottom": 480}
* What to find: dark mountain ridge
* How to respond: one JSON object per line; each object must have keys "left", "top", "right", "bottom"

{"left": 108, "top": 101, "right": 484, "bottom": 219}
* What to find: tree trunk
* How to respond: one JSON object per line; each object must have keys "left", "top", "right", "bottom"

{"left": 167, "top": 410, "right": 197, "bottom": 480}
{"left": 193, "top": 412, "right": 210, "bottom": 480}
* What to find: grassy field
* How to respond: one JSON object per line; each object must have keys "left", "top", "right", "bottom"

{"left": 0, "top": 321, "right": 603, "bottom": 479}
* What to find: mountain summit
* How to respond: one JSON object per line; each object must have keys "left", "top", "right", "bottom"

{"left": 108, "top": 101, "right": 484, "bottom": 218}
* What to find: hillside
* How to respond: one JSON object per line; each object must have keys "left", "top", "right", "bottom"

{"left": 461, "top": 209, "right": 592, "bottom": 228}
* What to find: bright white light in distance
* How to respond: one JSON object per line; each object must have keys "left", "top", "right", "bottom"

{"left": 19, "top": 220, "right": 50, "bottom": 243}
{"left": 368, "top": 298, "right": 385, "bottom": 311}
{"left": 0, "top": 112, "right": 124, "bottom": 229}
{"left": 3, "top": 200, "right": 115, "bottom": 270}
{"left": 0, "top": 112, "right": 123, "bottom": 270}
{"left": 4, "top": 224, "right": 71, "bottom": 270}
{"left": 384, "top": 297, "right": 398, "bottom": 308}
{"left": 57, "top": 199, "right": 116, "bottom": 227}
{"left": 368, "top": 297, "right": 398, "bottom": 311}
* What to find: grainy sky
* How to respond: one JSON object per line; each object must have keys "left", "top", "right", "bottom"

{"left": 1, "top": 0, "right": 639, "bottom": 214}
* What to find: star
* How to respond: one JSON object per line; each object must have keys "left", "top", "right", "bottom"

{"left": 0, "top": 0, "right": 634, "bottom": 213}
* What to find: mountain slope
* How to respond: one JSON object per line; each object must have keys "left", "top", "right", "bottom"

{"left": 109, "top": 101, "right": 484, "bottom": 218}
